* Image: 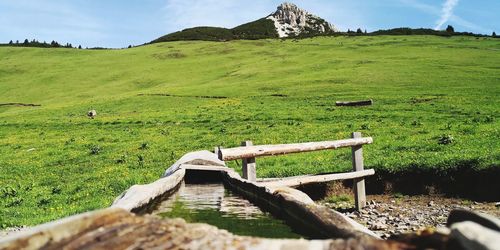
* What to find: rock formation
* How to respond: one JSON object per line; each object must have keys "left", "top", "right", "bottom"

{"left": 267, "top": 2, "right": 337, "bottom": 37}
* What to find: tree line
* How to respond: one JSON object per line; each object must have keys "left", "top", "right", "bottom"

{"left": 0, "top": 39, "right": 83, "bottom": 49}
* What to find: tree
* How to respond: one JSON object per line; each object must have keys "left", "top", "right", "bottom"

{"left": 8, "top": 40, "right": 13, "bottom": 45}
{"left": 16, "top": 40, "right": 19, "bottom": 44}
{"left": 78, "top": 45, "right": 82, "bottom": 49}
{"left": 50, "top": 40, "right": 60, "bottom": 47}
{"left": 23, "top": 39, "right": 29, "bottom": 44}
{"left": 493, "top": 32, "right": 497, "bottom": 37}
{"left": 128, "top": 45, "right": 132, "bottom": 48}
{"left": 356, "top": 28, "right": 363, "bottom": 34}
{"left": 446, "top": 25, "right": 455, "bottom": 33}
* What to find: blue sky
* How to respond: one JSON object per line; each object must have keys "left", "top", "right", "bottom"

{"left": 0, "top": 0, "right": 498, "bottom": 48}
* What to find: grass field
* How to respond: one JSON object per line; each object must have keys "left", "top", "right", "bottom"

{"left": 0, "top": 35, "right": 499, "bottom": 228}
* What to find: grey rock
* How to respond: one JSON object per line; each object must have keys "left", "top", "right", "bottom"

{"left": 266, "top": 2, "right": 337, "bottom": 38}
{"left": 450, "top": 221, "right": 500, "bottom": 250}
{"left": 447, "top": 209, "right": 500, "bottom": 232}
{"left": 370, "top": 222, "right": 388, "bottom": 231}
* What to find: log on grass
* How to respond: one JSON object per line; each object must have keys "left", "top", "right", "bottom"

{"left": 335, "top": 100, "right": 373, "bottom": 107}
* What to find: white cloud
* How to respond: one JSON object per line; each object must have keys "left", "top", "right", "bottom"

{"left": 162, "top": 0, "right": 273, "bottom": 32}
{"left": 399, "top": 0, "right": 491, "bottom": 33}
{"left": 434, "top": 0, "right": 459, "bottom": 30}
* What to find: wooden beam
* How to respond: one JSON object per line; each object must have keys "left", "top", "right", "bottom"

{"left": 241, "top": 141, "right": 257, "bottom": 182}
{"left": 352, "top": 132, "right": 367, "bottom": 210}
{"left": 219, "top": 137, "right": 373, "bottom": 161}
{"left": 335, "top": 100, "right": 373, "bottom": 107}
{"left": 180, "top": 164, "right": 234, "bottom": 173}
{"left": 258, "top": 169, "right": 375, "bottom": 187}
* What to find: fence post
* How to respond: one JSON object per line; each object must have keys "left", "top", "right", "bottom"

{"left": 352, "top": 132, "right": 366, "bottom": 210}
{"left": 241, "top": 141, "right": 256, "bottom": 182}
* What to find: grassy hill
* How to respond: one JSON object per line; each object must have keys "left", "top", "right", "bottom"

{"left": 151, "top": 18, "right": 279, "bottom": 43}
{"left": 0, "top": 36, "right": 499, "bottom": 228}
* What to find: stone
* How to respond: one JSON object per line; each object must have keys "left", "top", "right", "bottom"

{"left": 450, "top": 221, "right": 500, "bottom": 250}
{"left": 87, "top": 109, "right": 97, "bottom": 119}
{"left": 447, "top": 209, "right": 500, "bottom": 232}
{"left": 370, "top": 222, "right": 388, "bottom": 231}
{"left": 266, "top": 3, "right": 337, "bottom": 38}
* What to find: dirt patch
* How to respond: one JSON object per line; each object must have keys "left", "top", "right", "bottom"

{"left": 0, "top": 103, "right": 41, "bottom": 107}
{"left": 270, "top": 94, "right": 288, "bottom": 98}
{"left": 322, "top": 194, "right": 499, "bottom": 239}
{"left": 138, "top": 93, "right": 227, "bottom": 99}
{"left": 151, "top": 51, "right": 187, "bottom": 60}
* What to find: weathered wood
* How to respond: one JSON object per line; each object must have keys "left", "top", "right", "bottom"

{"left": 0, "top": 208, "right": 128, "bottom": 250}
{"left": 352, "top": 132, "right": 366, "bottom": 210}
{"left": 222, "top": 170, "right": 380, "bottom": 239}
{"left": 220, "top": 137, "right": 373, "bottom": 161}
{"left": 336, "top": 100, "right": 373, "bottom": 107}
{"left": 0, "top": 207, "right": 407, "bottom": 250}
{"left": 259, "top": 169, "right": 375, "bottom": 187}
{"left": 111, "top": 168, "right": 185, "bottom": 213}
{"left": 241, "top": 141, "right": 257, "bottom": 181}
{"left": 180, "top": 164, "right": 235, "bottom": 173}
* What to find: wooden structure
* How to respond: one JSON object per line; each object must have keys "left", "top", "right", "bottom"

{"left": 0, "top": 208, "right": 406, "bottom": 250}
{"left": 218, "top": 133, "right": 374, "bottom": 210}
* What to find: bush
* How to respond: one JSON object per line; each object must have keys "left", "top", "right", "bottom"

{"left": 438, "top": 134, "right": 454, "bottom": 145}
{"left": 89, "top": 145, "right": 101, "bottom": 155}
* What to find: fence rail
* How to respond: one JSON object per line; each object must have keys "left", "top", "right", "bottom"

{"left": 218, "top": 137, "right": 373, "bottom": 161}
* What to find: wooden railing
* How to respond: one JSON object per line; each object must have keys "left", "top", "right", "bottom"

{"left": 217, "top": 132, "right": 374, "bottom": 210}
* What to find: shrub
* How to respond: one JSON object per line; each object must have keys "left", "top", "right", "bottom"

{"left": 139, "top": 142, "right": 149, "bottom": 150}
{"left": 89, "top": 145, "right": 101, "bottom": 155}
{"left": 438, "top": 134, "right": 454, "bottom": 145}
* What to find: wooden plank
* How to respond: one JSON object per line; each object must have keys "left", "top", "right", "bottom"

{"left": 259, "top": 169, "right": 375, "bottom": 187}
{"left": 180, "top": 164, "right": 234, "bottom": 173}
{"left": 352, "top": 132, "right": 367, "bottom": 210}
{"left": 241, "top": 141, "right": 257, "bottom": 182}
{"left": 220, "top": 137, "right": 373, "bottom": 161}
{"left": 335, "top": 100, "right": 373, "bottom": 107}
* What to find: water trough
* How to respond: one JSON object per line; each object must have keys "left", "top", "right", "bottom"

{"left": 111, "top": 149, "right": 378, "bottom": 240}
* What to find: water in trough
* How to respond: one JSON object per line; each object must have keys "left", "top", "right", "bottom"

{"left": 153, "top": 182, "right": 303, "bottom": 239}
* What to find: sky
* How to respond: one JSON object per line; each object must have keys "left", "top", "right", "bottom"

{"left": 0, "top": 0, "right": 498, "bottom": 48}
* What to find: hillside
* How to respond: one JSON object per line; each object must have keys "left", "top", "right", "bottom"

{"left": 152, "top": 18, "right": 279, "bottom": 43}
{"left": 0, "top": 36, "right": 499, "bottom": 228}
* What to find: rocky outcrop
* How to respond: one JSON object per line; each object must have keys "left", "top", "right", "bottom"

{"left": 267, "top": 2, "right": 337, "bottom": 37}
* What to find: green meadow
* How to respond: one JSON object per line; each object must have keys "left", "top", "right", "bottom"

{"left": 0, "top": 35, "right": 499, "bottom": 228}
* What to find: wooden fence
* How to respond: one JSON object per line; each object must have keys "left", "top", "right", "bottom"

{"left": 217, "top": 132, "right": 374, "bottom": 210}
